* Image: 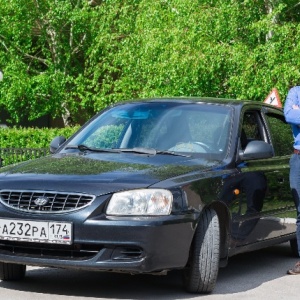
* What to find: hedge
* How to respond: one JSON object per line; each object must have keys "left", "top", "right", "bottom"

{"left": 0, "top": 126, "right": 80, "bottom": 148}
{"left": 0, "top": 126, "right": 80, "bottom": 166}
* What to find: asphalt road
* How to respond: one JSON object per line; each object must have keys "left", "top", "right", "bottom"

{"left": 0, "top": 242, "right": 299, "bottom": 300}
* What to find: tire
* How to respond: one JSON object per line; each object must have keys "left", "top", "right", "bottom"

{"left": 183, "top": 208, "right": 220, "bottom": 294}
{"left": 0, "top": 262, "right": 26, "bottom": 281}
{"left": 290, "top": 239, "right": 299, "bottom": 257}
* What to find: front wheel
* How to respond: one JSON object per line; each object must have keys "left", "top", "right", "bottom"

{"left": 183, "top": 208, "right": 220, "bottom": 293}
{"left": 0, "top": 262, "right": 26, "bottom": 281}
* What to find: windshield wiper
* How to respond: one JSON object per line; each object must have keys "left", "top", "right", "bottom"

{"left": 65, "top": 144, "right": 121, "bottom": 153}
{"left": 117, "top": 147, "right": 157, "bottom": 155}
{"left": 65, "top": 145, "right": 190, "bottom": 157}
{"left": 155, "top": 150, "right": 190, "bottom": 157}
{"left": 118, "top": 148, "right": 190, "bottom": 157}
{"left": 118, "top": 147, "right": 190, "bottom": 157}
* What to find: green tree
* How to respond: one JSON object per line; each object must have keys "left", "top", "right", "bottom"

{"left": 86, "top": 0, "right": 300, "bottom": 107}
{"left": 0, "top": 0, "right": 93, "bottom": 126}
{"left": 1, "top": 0, "right": 300, "bottom": 126}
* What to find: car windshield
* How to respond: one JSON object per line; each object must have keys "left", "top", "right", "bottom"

{"left": 64, "top": 101, "right": 233, "bottom": 158}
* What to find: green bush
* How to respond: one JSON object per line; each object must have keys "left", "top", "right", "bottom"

{"left": 0, "top": 126, "right": 80, "bottom": 166}
{"left": 0, "top": 126, "right": 80, "bottom": 148}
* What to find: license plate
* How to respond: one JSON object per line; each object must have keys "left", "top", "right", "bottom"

{"left": 0, "top": 219, "right": 72, "bottom": 245}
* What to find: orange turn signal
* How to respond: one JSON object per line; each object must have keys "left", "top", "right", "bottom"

{"left": 233, "top": 189, "right": 240, "bottom": 195}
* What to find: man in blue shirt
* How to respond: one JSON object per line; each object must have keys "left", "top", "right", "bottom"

{"left": 284, "top": 86, "right": 300, "bottom": 274}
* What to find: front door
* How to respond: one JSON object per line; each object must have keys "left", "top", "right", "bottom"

{"left": 227, "top": 108, "right": 296, "bottom": 246}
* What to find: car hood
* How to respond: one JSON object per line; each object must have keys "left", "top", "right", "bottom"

{"left": 0, "top": 152, "right": 223, "bottom": 196}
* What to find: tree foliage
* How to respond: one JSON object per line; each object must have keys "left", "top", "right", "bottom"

{"left": 1, "top": 0, "right": 300, "bottom": 126}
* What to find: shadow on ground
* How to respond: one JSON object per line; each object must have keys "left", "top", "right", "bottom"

{"left": 0, "top": 242, "right": 297, "bottom": 299}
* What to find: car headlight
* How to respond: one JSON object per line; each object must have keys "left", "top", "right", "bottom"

{"left": 106, "top": 189, "right": 173, "bottom": 216}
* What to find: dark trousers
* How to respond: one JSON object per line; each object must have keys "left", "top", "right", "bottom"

{"left": 290, "top": 154, "right": 300, "bottom": 256}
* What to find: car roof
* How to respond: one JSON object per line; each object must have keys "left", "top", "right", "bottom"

{"left": 113, "top": 97, "right": 283, "bottom": 111}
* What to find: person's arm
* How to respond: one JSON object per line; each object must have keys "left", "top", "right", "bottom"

{"left": 284, "top": 87, "right": 300, "bottom": 125}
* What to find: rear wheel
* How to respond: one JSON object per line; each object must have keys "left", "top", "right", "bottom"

{"left": 183, "top": 208, "right": 220, "bottom": 293}
{"left": 0, "top": 262, "right": 26, "bottom": 281}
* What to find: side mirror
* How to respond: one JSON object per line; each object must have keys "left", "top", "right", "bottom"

{"left": 239, "top": 140, "right": 274, "bottom": 161}
{"left": 50, "top": 136, "right": 66, "bottom": 154}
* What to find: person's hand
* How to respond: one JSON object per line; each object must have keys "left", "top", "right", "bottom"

{"left": 293, "top": 104, "right": 300, "bottom": 109}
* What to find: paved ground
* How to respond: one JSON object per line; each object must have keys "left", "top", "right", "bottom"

{"left": 0, "top": 242, "right": 299, "bottom": 300}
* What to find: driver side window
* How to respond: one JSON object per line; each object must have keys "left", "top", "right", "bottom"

{"left": 240, "top": 111, "right": 264, "bottom": 150}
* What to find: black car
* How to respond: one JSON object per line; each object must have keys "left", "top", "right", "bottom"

{"left": 0, "top": 98, "right": 296, "bottom": 293}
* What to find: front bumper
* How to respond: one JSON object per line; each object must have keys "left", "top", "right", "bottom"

{"left": 0, "top": 215, "right": 197, "bottom": 274}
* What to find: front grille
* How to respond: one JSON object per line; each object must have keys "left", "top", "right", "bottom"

{"left": 0, "top": 190, "right": 95, "bottom": 213}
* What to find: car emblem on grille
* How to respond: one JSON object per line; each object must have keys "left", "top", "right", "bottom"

{"left": 34, "top": 196, "right": 49, "bottom": 206}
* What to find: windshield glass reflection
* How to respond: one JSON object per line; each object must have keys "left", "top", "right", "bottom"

{"left": 64, "top": 102, "right": 232, "bottom": 159}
